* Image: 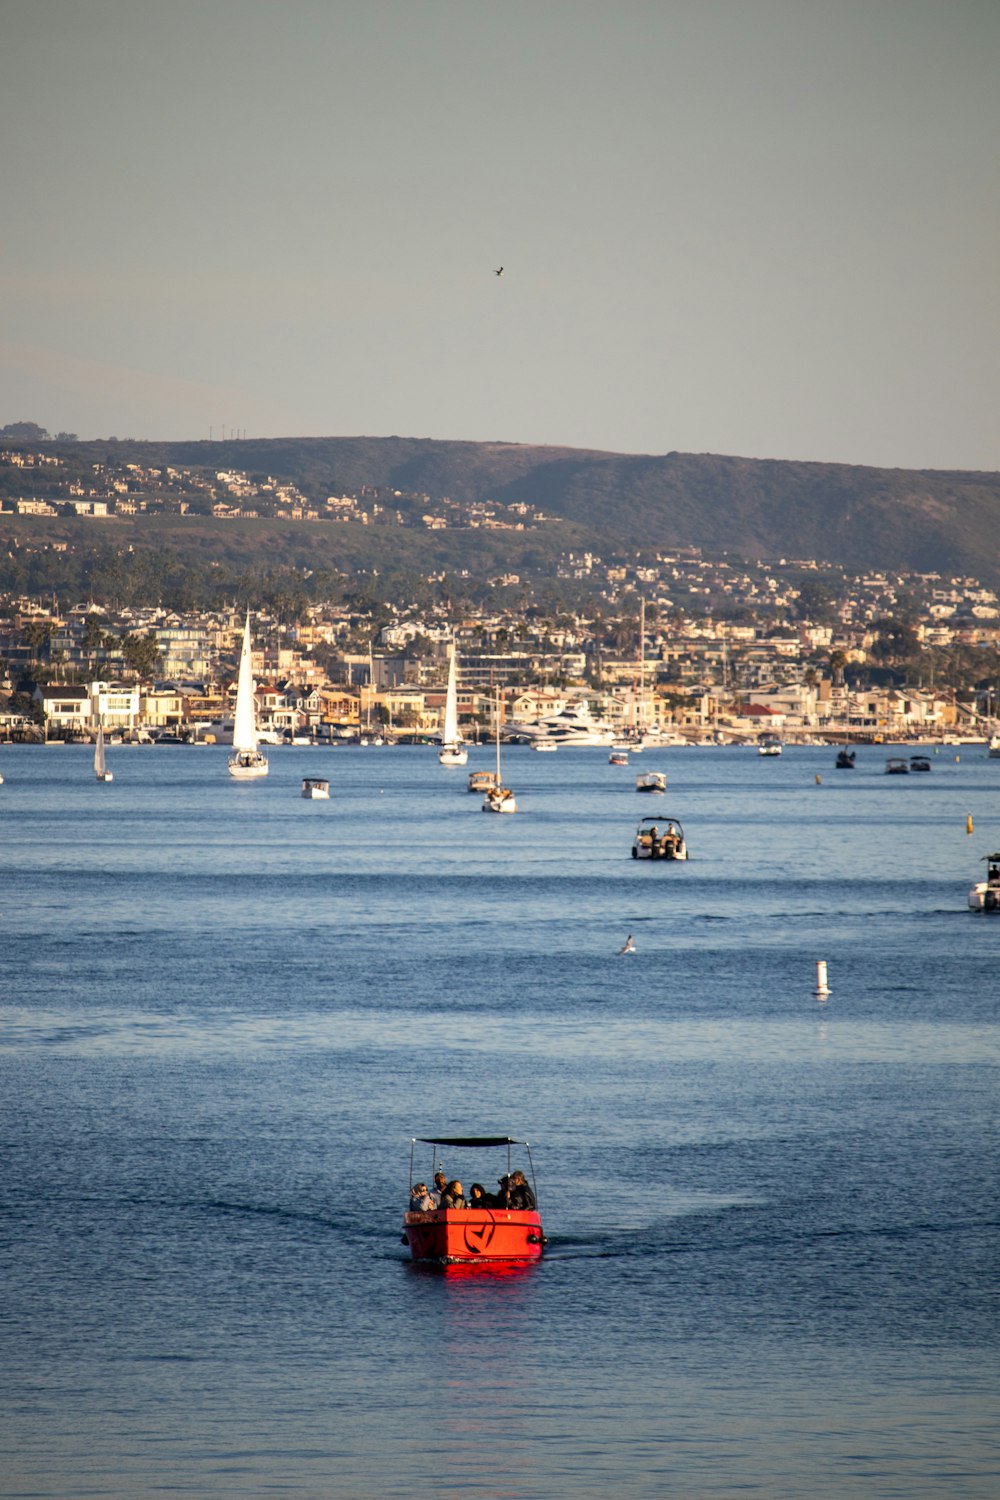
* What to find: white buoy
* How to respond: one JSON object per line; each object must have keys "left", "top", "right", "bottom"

{"left": 814, "top": 959, "right": 830, "bottom": 995}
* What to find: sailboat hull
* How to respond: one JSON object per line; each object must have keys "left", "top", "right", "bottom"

{"left": 438, "top": 746, "right": 468, "bottom": 765}
{"left": 228, "top": 751, "right": 269, "bottom": 779}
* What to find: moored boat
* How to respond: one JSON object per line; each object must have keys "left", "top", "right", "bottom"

{"left": 94, "top": 723, "right": 113, "bottom": 782}
{"left": 968, "top": 853, "right": 1000, "bottom": 912}
{"left": 635, "top": 770, "right": 666, "bottom": 793}
{"left": 609, "top": 748, "right": 629, "bottom": 766}
{"left": 437, "top": 642, "right": 468, "bottom": 765}
{"left": 909, "top": 754, "right": 932, "bottom": 772}
{"left": 467, "top": 768, "right": 498, "bottom": 793}
{"left": 835, "top": 749, "right": 856, "bottom": 768}
{"left": 758, "top": 735, "right": 783, "bottom": 756}
{"left": 885, "top": 756, "right": 910, "bottom": 774}
{"left": 301, "top": 777, "right": 329, "bottom": 799}
{"left": 402, "top": 1135, "right": 544, "bottom": 1265}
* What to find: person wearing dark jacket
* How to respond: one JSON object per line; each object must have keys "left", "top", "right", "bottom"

{"left": 507, "top": 1170, "right": 536, "bottom": 1210}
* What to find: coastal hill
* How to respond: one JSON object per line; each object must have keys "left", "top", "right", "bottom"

{"left": 162, "top": 436, "right": 1000, "bottom": 577}
{"left": 4, "top": 431, "right": 1000, "bottom": 581}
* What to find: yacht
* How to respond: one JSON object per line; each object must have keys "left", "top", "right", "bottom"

{"left": 505, "top": 704, "right": 615, "bottom": 747}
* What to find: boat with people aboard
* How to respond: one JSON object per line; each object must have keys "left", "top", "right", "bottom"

{"left": 835, "top": 749, "right": 856, "bottom": 768}
{"left": 631, "top": 814, "right": 687, "bottom": 860}
{"left": 483, "top": 689, "right": 517, "bottom": 813}
{"left": 300, "top": 777, "right": 329, "bottom": 799}
{"left": 437, "top": 641, "right": 468, "bottom": 766}
{"left": 758, "top": 735, "right": 783, "bottom": 756}
{"left": 909, "top": 753, "right": 932, "bottom": 772}
{"left": 635, "top": 770, "right": 666, "bottom": 793}
{"left": 467, "top": 767, "right": 498, "bottom": 793}
{"left": 228, "top": 613, "right": 269, "bottom": 780}
{"left": 885, "top": 756, "right": 910, "bottom": 774}
{"left": 609, "top": 748, "right": 629, "bottom": 765}
{"left": 402, "top": 1135, "right": 545, "bottom": 1265}
{"left": 968, "top": 853, "right": 1000, "bottom": 912}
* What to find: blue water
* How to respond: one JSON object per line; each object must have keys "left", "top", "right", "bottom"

{"left": 1, "top": 742, "right": 998, "bottom": 1498}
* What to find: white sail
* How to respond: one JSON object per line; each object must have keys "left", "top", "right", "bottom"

{"left": 443, "top": 644, "right": 460, "bottom": 745}
{"left": 233, "top": 614, "right": 258, "bottom": 752}
{"left": 94, "top": 724, "right": 112, "bottom": 781}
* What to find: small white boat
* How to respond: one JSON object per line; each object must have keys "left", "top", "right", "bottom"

{"left": 483, "top": 690, "right": 516, "bottom": 814}
{"left": 438, "top": 642, "right": 468, "bottom": 766}
{"left": 969, "top": 853, "right": 1000, "bottom": 912}
{"left": 301, "top": 777, "right": 329, "bottom": 799}
{"left": 758, "top": 735, "right": 783, "bottom": 756}
{"left": 988, "top": 735, "right": 1000, "bottom": 759}
{"left": 609, "top": 749, "right": 629, "bottom": 766}
{"left": 636, "top": 771, "right": 666, "bottom": 793}
{"left": 631, "top": 815, "right": 687, "bottom": 860}
{"left": 94, "top": 724, "right": 113, "bottom": 782}
{"left": 228, "top": 613, "right": 269, "bottom": 780}
{"left": 467, "top": 768, "right": 498, "bottom": 794}
{"left": 530, "top": 738, "right": 558, "bottom": 752}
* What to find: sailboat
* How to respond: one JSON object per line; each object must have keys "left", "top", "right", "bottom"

{"left": 483, "top": 689, "right": 516, "bottom": 813}
{"left": 228, "top": 613, "right": 269, "bottom": 779}
{"left": 438, "top": 642, "right": 468, "bottom": 765}
{"left": 94, "top": 723, "right": 113, "bottom": 782}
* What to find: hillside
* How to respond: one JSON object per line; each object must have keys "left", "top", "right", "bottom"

{"left": 5, "top": 433, "right": 1000, "bottom": 582}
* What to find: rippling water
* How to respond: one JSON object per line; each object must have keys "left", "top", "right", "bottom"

{"left": 2, "top": 742, "right": 998, "bottom": 1497}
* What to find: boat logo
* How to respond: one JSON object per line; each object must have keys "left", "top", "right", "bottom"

{"left": 463, "top": 1214, "right": 497, "bottom": 1254}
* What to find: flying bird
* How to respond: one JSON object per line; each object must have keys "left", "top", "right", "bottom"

{"left": 494, "top": 266, "right": 504, "bottom": 277}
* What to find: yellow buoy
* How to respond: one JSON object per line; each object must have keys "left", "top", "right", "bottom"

{"left": 815, "top": 774, "right": 821, "bottom": 785}
{"left": 967, "top": 814, "right": 974, "bottom": 835}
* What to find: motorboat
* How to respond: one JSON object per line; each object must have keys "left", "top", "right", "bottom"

{"left": 909, "top": 754, "right": 932, "bottom": 772}
{"left": 301, "top": 777, "right": 329, "bottom": 799}
{"left": 228, "top": 613, "right": 269, "bottom": 780}
{"left": 988, "top": 734, "right": 1000, "bottom": 759}
{"left": 437, "top": 642, "right": 468, "bottom": 766}
{"left": 968, "top": 853, "right": 1000, "bottom": 912}
{"left": 635, "top": 771, "right": 666, "bottom": 793}
{"left": 758, "top": 735, "right": 783, "bottom": 756}
{"left": 835, "top": 749, "right": 856, "bottom": 768}
{"left": 401, "top": 1135, "right": 545, "bottom": 1265}
{"left": 885, "top": 756, "right": 910, "bottom": 774}
{"left": 467, "top": 768, "right": 498, "bottom": 793}
{"left": 504, "top": 703, "right": 615, "bottom": 747}
{"left": 609, "top": 748, "right": 629, "bottom": 766}
{"left": 530, "top": 738, "right": 558, "bottom": 752}
{"left": 631, "top": 814, "right": 687, "bottom": 860}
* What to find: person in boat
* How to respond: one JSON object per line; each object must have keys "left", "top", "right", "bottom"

{"left": 469, "top": 1182, "right": 491, "bottom": 1210}
{"left": 507, "top": 1170, "right": 535, "bottom": 1210}
{"left": 429, "top": 1170, "right": 448, "bottom": 1206}
{"left": 409, "top": 1183, "right": 434, "bottom": 1212}
{"left": 439, "top": 1179, "right": 466, "bottom": 1209}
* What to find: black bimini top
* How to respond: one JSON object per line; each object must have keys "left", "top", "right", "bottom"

{"left": 418, "top": 1136, "right": 524, "bottom": 1147}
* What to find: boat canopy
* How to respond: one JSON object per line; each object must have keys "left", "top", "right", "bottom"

{"left": 417, "top": 1135, "right": 526, "bottom": 1147}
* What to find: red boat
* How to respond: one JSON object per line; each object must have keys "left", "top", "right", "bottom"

{"left": 402, "top": 1135, "right": 545, "bottom": 1265}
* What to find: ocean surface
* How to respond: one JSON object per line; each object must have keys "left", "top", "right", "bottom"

{"left": 1, "top": 740, "right": 998, "bottom": 1499}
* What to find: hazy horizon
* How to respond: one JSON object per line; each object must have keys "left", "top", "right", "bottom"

{"left": 3, "top": 1, "right": 998, "bottom": 471}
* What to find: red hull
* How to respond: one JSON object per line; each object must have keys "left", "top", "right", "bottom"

{"left": 403, "top": 1207, "right": 544, "bottom": 1263}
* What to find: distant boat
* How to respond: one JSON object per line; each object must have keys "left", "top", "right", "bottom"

{"left": 988, "top": 734, "right": 1000, "bottom": 759}
{"left": 609, "top": 748, "right": 629, "bottom": 766}
{"left": 885, "top": 756, "right": 910, "bottom": 774}
{"left": 94, "top": 724, "right": 113, "bottom": 782}
{"left": 438, "top": 642, "right": 468, "bottom": 766}
{"left": 228, "top": 613, "right": 269, "bottom": 780}
{"left": 758, "top": 735, "right": 783, "bottom": 756}
{"left": 530, "top": 738, "right": 558, "bottom": 752}
{"left": 631, "top": 815, "right": 687, "bottom": 860}
{"left": 968, "top": 852, "right": 1000, "bottom": 912}
{"left": 835, "top": 749, "right": 856, "bottom": 768}
{"left": 301, "top": 777, "right": 329, "bottom": 799}
{"left": 635, "top": 770, "right": 666, "bottom": 793}
{"left": 909, "top": 754, "right": 932, "bottom": 773}
{"left": 483, "top": 689, "right": 517, "bottom": 813}
{"left": 467, "top": 767, "right": 498, "bottom": 793}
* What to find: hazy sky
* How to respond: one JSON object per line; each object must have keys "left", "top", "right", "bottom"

{"left": 2, "top": 0, "right": 997, "bottom": 468}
